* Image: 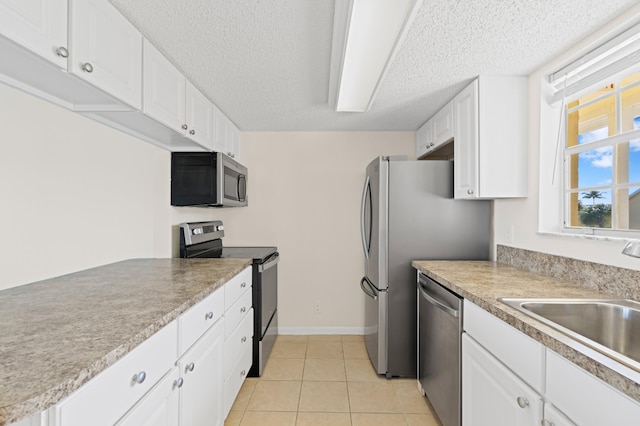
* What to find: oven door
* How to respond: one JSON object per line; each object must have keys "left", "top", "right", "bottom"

{"left": 217, "top": 153, "right": 247, "bottom": 207}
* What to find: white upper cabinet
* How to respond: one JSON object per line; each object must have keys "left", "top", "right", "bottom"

{"left": 213, "top": 106, "right": 242, "bottom": 161}
{"left": 142, "top": 40, "right": 213, "bottom": 150}
{"left": 432, "top": 101, "right": 454, "bottom": 148}
{"left": 416, "top": 118, "right": 433, "bottom": 159}
{"left": 0, "top": 0, "right": 68, "bottom": 68}
{"left": 143, "top": 39, "right": 186, "bottom": 132}
{"left": 453, "top": 80, "right": 480, "bottom": 198}
{"left": 453, "top": 76, "right": 527, "bottom": 199}
{"left": 185, "top": 81, "right": 214, "bottom": 150}
{"left": 69, "top": 0, "right": 142, "bottom": 110}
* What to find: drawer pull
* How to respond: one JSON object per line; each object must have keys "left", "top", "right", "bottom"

{"left": 173, "top": 378, "right": 184, "bottom": 389}
{"left": 131, "top": 371, "right": 146, "bottom": 385}
{"left": 186, "top": 362, "right": 195, "bottom": 372}
{"left": 205, "top": 311, "right": 214, "bottom": 320}
{"left": 241, "top": 306, "right": 247, "bottom": 313}
{"left": 55, "top": 46, "right": 69, "bottom": 58}
{"left": 241, "top": 336, "right": 247, "bottom": 343}
{"left": 241, "top": 282, "right": 247, "bottom": 288}
{"left": 240, "top": 369, "right": 246, "bottom": 376}
{"left": 516, "top": 396, "right": 529, "bottom": 408}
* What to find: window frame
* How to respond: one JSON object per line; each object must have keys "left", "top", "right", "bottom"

{"left": 562, "top": 73, "right": 640, "bottom": 235}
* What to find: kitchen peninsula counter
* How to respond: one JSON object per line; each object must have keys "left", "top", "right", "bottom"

{"left": 0, "top": 258, "right": 252, "bottom": 426}
{"left": 412, "top": 260, "right": 640, "bottom": 404}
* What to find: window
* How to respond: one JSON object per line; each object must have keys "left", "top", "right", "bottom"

{"left": 564, "top": 71, "right": 640, "bottom": 230}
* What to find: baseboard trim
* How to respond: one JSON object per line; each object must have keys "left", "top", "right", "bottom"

{"left": 277, "top": 326, "right": 365, "bottom": 335}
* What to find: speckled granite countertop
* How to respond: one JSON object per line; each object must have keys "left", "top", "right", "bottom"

{"left": 412, "top": 260, "right": 640, "bottom": 404}
{"left": 0, "top": 258, "right": 252, "bottom": 426}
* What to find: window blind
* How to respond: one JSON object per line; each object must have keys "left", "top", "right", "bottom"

{"left": 549, "top": 21, "right": 640, "bottom": 103}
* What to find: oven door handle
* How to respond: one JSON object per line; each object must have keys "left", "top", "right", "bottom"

{"left": 259, "top": 253, "right": 279, "bottom": 272}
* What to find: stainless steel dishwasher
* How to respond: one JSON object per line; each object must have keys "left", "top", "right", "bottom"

{"left": 417, "top": 272, "right": 463, "bottom": 426}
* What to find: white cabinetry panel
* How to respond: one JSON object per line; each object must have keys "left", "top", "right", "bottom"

{"left": 0, "top": 0, "right": 67, "bottom": 68}
{"left": 143, "top": 39, "right": 186, "bottom": 132}
{"left": 69, "top": 0, "right": 142, "bottom": 109}
{"left": 546, "top": 350, "right": 640, "bottom": 425}
{"left": 462, "top": 334, "right": 543, "bottom": 426}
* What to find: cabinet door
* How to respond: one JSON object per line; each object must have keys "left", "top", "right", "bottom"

{"left": 453, "top": 79, "right": 479, "bottom": 199}
{"left": 212, "top": 104, "right": 227, "bottom": 153}
{"left": 143, "top": 39, "right": 186, "bottom": 133}
{"left": 226, "top": 119, "right": 241, "bottom": 161}
{"left": 432, "top": 100, "right": 453, "bottom": 148}
{"left": 115, "top": 369, "right": 180, "bottom": 426}
{"left": 185, "top": 81, "right": 214, "bottom": 150}
{"left": 0, "top": 0, "right": 67, "bottom": 68}
{"left": 69, "top": 0, "right": 142, "bottom": 109}
{"left": 543, "top": 403, "right": 576, "bottom": 426}
{"left": 462, "top": 334, "right": 543, "bottom": 426}
{"left": 179, "top": 319, "right": 225, "bottom": 426}
{"left": 415, "top": 119, "right": 432, "bottom": 158}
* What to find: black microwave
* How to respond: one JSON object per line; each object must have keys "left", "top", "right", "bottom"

{"left": 171, "top": 152, "right": 247, "bottom": 207}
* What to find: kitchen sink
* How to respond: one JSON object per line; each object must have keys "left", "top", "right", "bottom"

{"left": 498, "top": 298, "right": 640, "bottom": 372}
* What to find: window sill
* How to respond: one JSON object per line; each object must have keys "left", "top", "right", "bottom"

{"left": 537, "top": 230, "right": 636, "bottom": 243}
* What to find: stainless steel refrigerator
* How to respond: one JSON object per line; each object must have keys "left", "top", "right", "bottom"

{"left": 359, "top": 156, "right": 489, "bottom": 377}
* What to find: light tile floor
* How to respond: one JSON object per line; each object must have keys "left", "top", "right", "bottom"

{"left": 225, "top": 335, "right": 442, "bottom": 426}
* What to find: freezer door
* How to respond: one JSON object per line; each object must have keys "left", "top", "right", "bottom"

{"left": 360, "top": 277, "right": 387, "bottom": 375}
{"left": 362, "top": 157, "right": 388, "bottom": 290}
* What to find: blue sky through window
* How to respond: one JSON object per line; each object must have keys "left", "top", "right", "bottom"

{"left": 576, "top": 116, "right": 640, "bottom": 205}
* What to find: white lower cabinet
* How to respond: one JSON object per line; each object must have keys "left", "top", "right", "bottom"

{"left": 115, "top": 369, "right": 180, "bottom": 426}
{"left": 178, "top": 319, "right": 225, "bottom": 426}
{"left": 543, "top": 403, "right": 576, "bottom": 426}
{"left": 462, "top": 334, "right": 543, "bottom": 426}
{"left": 54, "top": 322, "right": 178, "bottom": 426}
{"left": 546, "top": 349, "right": 640, "bottom": 425}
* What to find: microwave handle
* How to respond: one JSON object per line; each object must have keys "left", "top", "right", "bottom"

{"left": 238, "top": 174, "right": 247, "bottom": 202}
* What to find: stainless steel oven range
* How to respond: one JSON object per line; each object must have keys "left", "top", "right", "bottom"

{"left": 179, "top": 221, "right": 278, "bottom": 377}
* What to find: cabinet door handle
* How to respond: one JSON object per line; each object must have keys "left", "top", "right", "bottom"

{"left": 467, "top": 189, "right": 474, "bottom": 195}
{"left": 173, "top": 378, "right": 184, "bottom": 389}
{"left": 81, "top": 62, "right": 93, "bottom": 73}
{"left": 241, "top": 306, "right": 247, "bottom": 313}
{"left": 182, "top": 124, "right": 188, "bottom": 130}
{"left": 55, "top": 47, "right": 69, "bottom": 58}
{"left": 240, "top": 369, "right": 246, "bottom": 376}
{"left": 241, "top": 282, "right": 247, "bottom": 288}
{"left": 241, "top": 336, "right": 247, "bottom": 343}
{"left": 205, "top": 311, "right": 214, "bottom": 320}
{"left": 189, "top": 129, "right": 196, "bottom": 135}
{"left": 131, "top": 371, "right": 146, "bottom": 385}
{"left": 186, "top": 362, "right": 195, "bottom": 372}
{"left": 516, "top": 396, "right": 529, "bottom": 408}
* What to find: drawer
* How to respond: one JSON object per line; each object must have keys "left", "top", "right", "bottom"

{"left": 178, "top": 286, "right": 224, "bottom": 355}
{"left": 225, "top": 309, "right": 254, "bottom": 375}
{"left": 463, "top": 300, "right": 545, "bottom": 392}
{"left": 224, "top": 341, "right": 253, "bottom": 416}
{"left": 225, "top": 288, "right": 252, "bottom": 339}
{"left": 56, "top": 322, "right": 178, "bottom": 426}
{"left": 546, "top": 350, "right": 640, "bottom": 425}
{"left": 225, "top": 266, "right": 252, "bottom": 310}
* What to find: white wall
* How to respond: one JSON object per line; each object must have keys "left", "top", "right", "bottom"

{"left": 493, "top": 4, "right": 640, "bottom": 270}
{"left": 0, "top": 83, "right": 157, "bottom": 289}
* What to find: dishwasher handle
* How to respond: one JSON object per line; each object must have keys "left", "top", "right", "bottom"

{"left": 419, "top": 279, "right": 459, "bottom": 318}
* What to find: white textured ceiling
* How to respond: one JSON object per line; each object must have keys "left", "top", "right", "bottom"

{"left": 108, "top": 0, "right": 639, "bottom": 131}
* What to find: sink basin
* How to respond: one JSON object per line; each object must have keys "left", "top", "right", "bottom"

{"left": 498, "top": 298, "right": 640, "bottom": 372}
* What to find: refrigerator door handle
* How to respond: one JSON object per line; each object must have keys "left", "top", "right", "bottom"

{"left": 360, "top": 276, "right": 378, "bottom": 300}
{"left": 360, "top": 176, "right": 371, "bottom": 259}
